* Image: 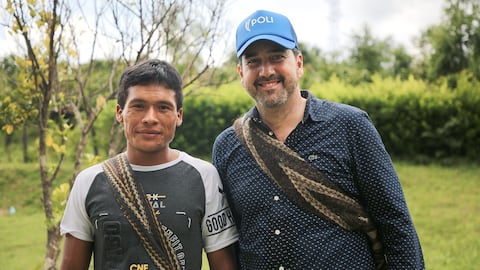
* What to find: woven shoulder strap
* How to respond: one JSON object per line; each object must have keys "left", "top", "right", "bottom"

{"left": 234, "top": 117, "right": 386, "bottom": 269}
{"left": 102, "top": 153, "right": 181, "bottom": 270}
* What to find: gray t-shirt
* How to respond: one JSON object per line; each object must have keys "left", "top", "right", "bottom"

{"left": 61, "top": 151, "right": 238, "bottom": 269}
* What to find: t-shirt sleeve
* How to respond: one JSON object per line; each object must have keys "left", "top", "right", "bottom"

{"left": 60, "top": 164, "right": 102, "bottom": 242}
{"left": 200, "top": 162, "right": 239, "bottom": 253}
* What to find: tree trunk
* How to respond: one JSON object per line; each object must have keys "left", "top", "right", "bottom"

{"left": 108, "top": 119, "right": 124, "bottom": 157}
{"left": 4, "top": 133, "right": 12, "bottom": 162}
{"left": 39, "top": 117, "right": 61, "bottom": 269}
{"left": 69, "top": 130, "right": 88, "bottom": 187}
{"left": 90, "top": 126, "right": 99, "bottom": 156}
{"left": 22, "top": 125, "right": 29, "bottom": 163}
{"left": 44, "top": 225, "right": 61, "bottom": 270}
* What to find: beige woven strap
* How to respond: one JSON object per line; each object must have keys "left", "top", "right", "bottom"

{"left": 102, "top": 153, "right": 181, "bottom": 270}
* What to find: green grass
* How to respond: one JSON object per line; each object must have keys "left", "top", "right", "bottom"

{"left": 0, "top": 161, "right": 479, "bottom": 269}
{"left": 395, "top": 161, "right": 480, "bottom": 269}
{"left": 0, "top": 212, "right": 46, "bottom": 269}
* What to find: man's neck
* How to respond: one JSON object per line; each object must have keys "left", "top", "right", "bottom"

{"left": 257, "top": 93, "right": 306, "bottom": 142}
{"left": 126, "top": 148, "right": 179, "bottom": 166}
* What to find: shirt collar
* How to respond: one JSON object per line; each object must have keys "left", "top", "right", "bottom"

{"left": 302, "top": 90, "right": 323, "bottom": 122}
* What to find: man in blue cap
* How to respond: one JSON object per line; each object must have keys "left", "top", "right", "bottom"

{"left": 213, "top": 10, "right": 425, "bottom": 269}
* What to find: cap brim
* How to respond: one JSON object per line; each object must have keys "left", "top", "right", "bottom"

{"left": 237, "top": 34, "right": 297, "bottom": 58}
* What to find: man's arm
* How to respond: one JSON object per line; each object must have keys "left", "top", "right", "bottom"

{"left": 207, "top": 244, "right": 238, "bottom": 270}
{"left": 353, "top": 113, "right": 424, "bottom": 268}
{"left": 60, "top": 233, "right": 93, "bottom": 270}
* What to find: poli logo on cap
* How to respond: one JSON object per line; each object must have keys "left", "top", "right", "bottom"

{"left": 244, "top": 15, "right": 275, "bottom": 32}
{"left": 236, "top": 10, "right": 299, "bottom": 57}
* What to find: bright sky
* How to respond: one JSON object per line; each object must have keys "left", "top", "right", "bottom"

{"left": 225, "top": 0, "right": 446, "bottom": 56}
{"left": 0, "top": 0, "right": 446, "bottom": 60}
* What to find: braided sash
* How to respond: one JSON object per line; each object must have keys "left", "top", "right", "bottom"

{"left": 102, "top": 153, "right": 181, "bottom": 270}
{"left": 234, "top": 117, "right": 386, "bottom": 269}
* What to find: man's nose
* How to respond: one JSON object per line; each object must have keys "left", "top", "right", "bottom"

{"left": 142, "top": 106, "right": 158, "bottom": 124}
{"left": 259, "top": 61, "right": 275, "bottom": 77}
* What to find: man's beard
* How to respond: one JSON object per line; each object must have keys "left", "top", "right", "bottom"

{"left": 251, "top": 76, "right": 297, "bottom": 108}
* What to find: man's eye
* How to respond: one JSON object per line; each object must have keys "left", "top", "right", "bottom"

{"left": 271, "top": 55, "right": 285, "bottom": 62}
{"left": 246, "top": 59, "right": 260, "bottom": 66}
{"left": 158, "top": 105, "right": 168, "bottom": 111}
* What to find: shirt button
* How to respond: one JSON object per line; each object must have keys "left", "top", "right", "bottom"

{"left": 279, "top": 266, "right": 285, "bottom": 270}
{"left": 274, "top": 229, "right": 281, "bottom": 235}
{"left": 273, "top": 195, "right": 280, "bottom": 201}
{"left": 268, "top": 131, "right": 274, "bottom": 136}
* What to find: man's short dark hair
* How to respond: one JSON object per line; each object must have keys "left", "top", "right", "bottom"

{"left": 117, "top": 59, "right": 183, "bottom": 110}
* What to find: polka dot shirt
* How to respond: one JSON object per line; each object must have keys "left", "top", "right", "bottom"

{"left": 212, "top": 91, "right": 424, "bottom": 269}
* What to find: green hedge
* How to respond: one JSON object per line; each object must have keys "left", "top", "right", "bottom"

{"left": 172, "top": 84, "right": 253, "bottom": 158}
{"left": 173, "top": 73, "right": 480, "bottom": 161}
{"left": 311, "top": 73, "right": 480, "bottom": 161}
{"left": 4, "top": 74, "right": 477, "bottom": 167}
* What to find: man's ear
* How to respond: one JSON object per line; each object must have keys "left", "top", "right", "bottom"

{"left": 296, "top": 52, "right": 304, "bottom": 78}
{"left": 237, "top": 64, "right": 245, "bottom": 87}
{"left": 176, "top": 108, "right": 183, "bottom": 127}
{"left": 116, "top": 104, "right": 123, "bottom": 123}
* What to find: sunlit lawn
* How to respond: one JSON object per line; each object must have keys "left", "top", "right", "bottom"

{"left": 395, "top": 161, "right": 480, "bottom": 269}
{"left": 0, "top": 211, "right": 46, "bottom": 269}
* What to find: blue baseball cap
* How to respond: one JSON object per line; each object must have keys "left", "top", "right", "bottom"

{"left": 236, "top": 10, "right": 298, "bottom": 58}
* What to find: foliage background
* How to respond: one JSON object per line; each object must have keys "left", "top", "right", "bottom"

{"left": 171, "top": 72, "right": 480, "bottom": 162}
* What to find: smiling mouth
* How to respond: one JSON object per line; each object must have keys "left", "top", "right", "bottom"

{"left": 256, "top": 76, "right": 282, "bottom": 88}
{"left": 138, "top": 131, "right": 161, "bottom": 136}
{"left": 256, "top": 80, "right": 282, "bottom": 92}
{"left": 258, "top": 80, "right": 279, "bottom": 87}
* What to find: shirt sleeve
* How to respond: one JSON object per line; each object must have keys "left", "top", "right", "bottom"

{"left": 351, "top": 112, "right": 424, "bottom": 269}
{"left": 198, "top": 160, "right": 239, "bottom": 253}
{"left": 60, "top": 164, "right": 102, "bottom": 242}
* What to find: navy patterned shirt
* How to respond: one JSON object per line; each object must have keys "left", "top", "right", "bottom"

{"left": 212, "top": 91, "right": 424, "bottom": 269}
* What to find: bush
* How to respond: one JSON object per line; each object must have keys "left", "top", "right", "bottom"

{"left": 311, "top": 73, "right": 480, "bottom": 161}
{"left": 2, "top": 73, "right": 478, "bottom": 163}
{"left": 172, "top": 84, "right": 253, "bottom": 158}
{"left": 172, "top": 73, "right": 480, "bottom": 162}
